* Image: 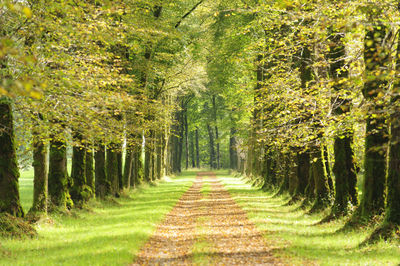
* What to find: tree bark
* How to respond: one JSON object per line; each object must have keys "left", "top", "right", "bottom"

{"left": 144, "top": 131, "right": 154, "bottom": 182}
{"left": 156, "top": 132, "right": 163, "bottom": 179}
{"left": 70, "top": 137, "right": 90, "bottom": 206}
{"left": 95, "top": 145, "right": 109, "bottom": 198}
{"left": 215, "top": 125, "right": 220, "bottom": 169}
{"left": 123, "top": 149, "right": 133, "bottom": 189}
{"left": 291, "top": 151, "right": 309, "bottom": 202}
{"left": 185, "top": 111, "right": 189, "bottom": 170}
{"left": 190, "top": 131, "right": 195, "bottom": 168}
{"left": 0, "top": 98, "right": 24, "bottom": 217}
{"left": 85, "top": 149, "right": 95, "bottom": 196}
{"left": 107, "top": 145, "right": 120, "bottom": 196}
{"left": 48, "top": 139, "right": 69, "bottom": 211}
{"left": 358, "top": 24, "right": 389, "bottom": 219}
{"left": 230, "top": 128, "right": 238, "bottom": 170}
{"left": 327, "top": 27, "right": 358, "bottom": 218}
{"left": 207, "top": 124, "right": 216, "bottom": 168}
{"left": 195, "top": 127, "right": 200, "bottom": 168}
{"left": 309, "top": 146, "right": 331, "bottom": 213}
{"left": 30, "top": 128, "right": 48, "bottom": 214}
{"left": 117, "top": 150, "right": 123, "bottom": 189}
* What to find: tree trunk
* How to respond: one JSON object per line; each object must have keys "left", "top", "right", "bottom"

{"left": 195, "top": 127, "right": 200, "bottom": 168}
{"left": 95, "top": 145, "right": 109, "bottom": 198}
{"left": 190, "top": 131, "right": 195, "bottom": 168}
{"left": 107, "top": 145, "right": 120, "bottom": 196}
{"left": 385, "top": 112, "right": 400, "bottom": 224}
{"left": 215, "top": 125, "right": 220, "bottom": 169}
{"left": 207, "top": 124, "right": 216, "bottom": 169}
{"left": 230, "top": 128, "right": 238, "bottom": 170}
{"left": 150, "top": 142, "right": 156, "bottom": 181}
{"left": 309, "top": 146, "right": 331, "bottom": 213}
{"left": 359, "top": 24, "right": 389, "bottom": 219}
{"left": 30, "top": 129, "right": 48, "bottom": 214}
{"left": 48, "top": 139, "right": 69, "bottom": 211}
{"left": 291, "top": 151, "right": 309, "bottom": 202}
{"left": 123, "top": 149, "right": 133, "bottom": 189}
{"left": 0, "top": 98, "right": 24, "bottom": 217}
{"left": 322, "top": 145, "right": 333, "bottom": 193}
{"left": 288, "top": 153, "right": 298, "bottom": 196}
{"left": 144, "top": 134, "right": 152, "bottom": 182}
{"left": 117, "top": 150, "right": 123, "bottom": 189}
{"left": 86, "top": 149, "right": 95, "bottom": 196}
{"left": 185, "top": 111, "right": 189, "bottom": 170}
{"left": 156, "top": 133, "right": 162, "bottom": 179}
{"left": 70, "top": 138, "right": 90, "bottom": 206}
{"left": 328, "top": 27, "right": 358, "bottom": 218}
{"left": 261, "top": 148, "right": 277, "bottom": 191}
{"left": 132, "top": 144, "right": 143, "bottom": 187}
{"left": 332, "top": 136, "right": 357, "bottom": 216}
{"left": 382, "top": 23, "right": 400, "bottom": 227}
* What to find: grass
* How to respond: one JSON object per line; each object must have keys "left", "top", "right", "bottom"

{"left": 1, "top": 170, "right": 196, "bottom": 266}
{"left": 19, "top": 169, "right": 34, "bottom": 213}
{"left": 217, "top": 171, "right": 400, "bottom": 266}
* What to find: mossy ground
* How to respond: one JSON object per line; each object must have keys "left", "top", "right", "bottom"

{"left": 0, "top": 169, "right": 196, "bottom": 265}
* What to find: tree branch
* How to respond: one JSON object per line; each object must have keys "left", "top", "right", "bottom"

{"left": 175, "top": 0, "right": 204, "bottom": 28}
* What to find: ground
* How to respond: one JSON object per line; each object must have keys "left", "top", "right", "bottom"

{"left": 0, "top": 170, "right": 399, "bottom": 265}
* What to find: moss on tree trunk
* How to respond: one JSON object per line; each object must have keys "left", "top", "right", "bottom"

{"left": 309, "top": 146, "right": 331, "bottom": 213}
{"left": 0, "top": 98, "right": 24, "bottom": 217}
{"left": 156, "top": 133, "right": 163, "bottom": 180}
{"left": 384, "top": 118, "right": 400, "bottom": 223}
{"left": 95, "top": 145, "right": 110, "bottom": 198}
{"left": 132, "top": 144, "right": 144, "bottom": 187}
{"left": 86, "top": 149, "right": 95, "bottom": 195}
{"left": 358, "top": 24, "right": 389, "bottom": 220}
{"left": 117, "top": 150, "right": 123, "bottom": 190}
{"left": 123, "top": 149, "right": 133, "bottom": 189}
{"left": 292, "top": 151, "right": 310, "bottom": 201}
{"left": 288, "top": 153, "right": 298, "bottom": 196}
{"left": 29, "top": 134, "right": 48, "bottom": 214}
{"left": 48, "top": 140, "right": 69, "bottom": 211}
{"left": 70, "top": 136, "right": 91, "bottom": 206}
{"left": 322, "top": 145, "right": 333, "bottom": 193}
{"left": 107, "top": 145, "right": 120, "bottom": 196}
{"left": 229, "top": 128, "right": 238, "bottom": 170}
{"left": 261, "top": 148, "right": 277, "bottom": 191}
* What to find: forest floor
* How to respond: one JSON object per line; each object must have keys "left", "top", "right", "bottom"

{"left": 1, "top": 170, "right": 400, "bottom": 265}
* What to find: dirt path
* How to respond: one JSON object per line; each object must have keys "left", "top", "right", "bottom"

{"left": 133, "top": 172, "right": 283, "bottom": 265}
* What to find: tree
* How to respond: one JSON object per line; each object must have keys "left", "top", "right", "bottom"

{"left": 0, "top": 97, "right": 24, "bottom": 217}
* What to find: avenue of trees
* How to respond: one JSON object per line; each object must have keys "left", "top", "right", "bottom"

{"left": 1, "top": 0, "right": 400, "bottom": 244}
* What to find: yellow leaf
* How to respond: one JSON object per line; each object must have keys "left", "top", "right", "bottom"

{"left": 22, "top": 7, "right": 32, "bottom": 18}
{"left": 30, "top": 91, "right": 42, "bottom": 99}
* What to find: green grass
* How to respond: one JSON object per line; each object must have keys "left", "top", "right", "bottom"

{"left": 218, "top": 172, "right": 400, "bottom": 266}
{"left": 19, "top": 169, "right": 34, "bottom": 213}
{"left": 200, "top": 181, "right": 211, "bottom": 198}
{"left": 1, "top": 170, "right": 196, "bottom": 266}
